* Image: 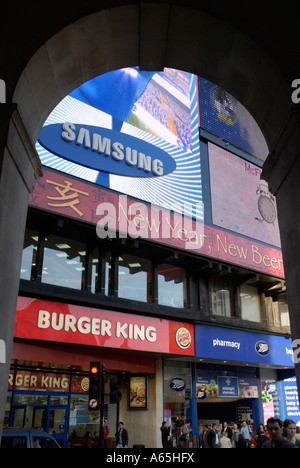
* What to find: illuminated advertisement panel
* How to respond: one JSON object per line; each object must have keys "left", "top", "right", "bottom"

{"left": 37, "top": 68, "right": 203, "bottom": 221}
{"left": 34, "top": 68, "right": 283, "bottom": 277}
{"left": 198, "top": 77, "right": 269, "bottom": 163}
{"left": 208, "top": 142, "right": 281, "bottom": 248}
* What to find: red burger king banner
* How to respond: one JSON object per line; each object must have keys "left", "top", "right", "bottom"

{"left": 15, "top": 296, "right": 194, "bottom": 356}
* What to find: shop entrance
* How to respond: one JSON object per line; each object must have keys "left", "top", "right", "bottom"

{"left": 11, "top": 394, "right": 69, "bottom": 448}
{"left": 197, "top": 399, "right": 254, "bottom": 427}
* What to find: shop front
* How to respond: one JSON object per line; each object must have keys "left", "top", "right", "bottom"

{"left": 5, "top": 295, "right": 195, "bottom": 448}
{"left": 163, "top": 323, "right": 299, "bottom": 447}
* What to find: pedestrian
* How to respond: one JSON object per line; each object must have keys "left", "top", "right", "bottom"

{"left": 182, "top": 420, "right": 192, "bottom": 448}
{"left": 160, "top": 421, "right": 171, "bottom": 448}
{"left": 240, "top": 421, "right": 252, "bottom": 448}
{"left": 202, "top": 426, "right": 209, "bottom": 448}
{"left": 256, "top": 423, "right": 269, "bottom": 448}
{"left": 222, "top": 422, "right": 232, "bottom": 441}
{"left": 115, "top": 421, "right": 128, "bottom": 448}
{"left": 197, "top": 425, "right": 204, "bottom": 448}
{"left": 283, "top": 419, "right": 300, "bottom": 447}
{"left": 207, "top": 423, "right": 219, "bottom": 448}
{"left": 235, "top": 433, "right": 247, "bottom": 448}
{"left": 103, "top": 420, "right": 109, "bottom": 448}
{"left": 219, "top": 432, "right": 232, "bottom": 448}
{"left": 231, "top": 423, "right": 240, "bottom": 448}
{"left": 262, "top": 417, "right": 297, "bottom": 448}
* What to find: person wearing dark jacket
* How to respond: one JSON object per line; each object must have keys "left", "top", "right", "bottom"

{"left": 115, "top": 421, "right": 128, "bottom": 448}
{"left": 160, "top": 421, "right": 171, "bottom": 448}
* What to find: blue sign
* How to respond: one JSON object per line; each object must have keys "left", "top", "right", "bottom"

{"left": 255, "top": 340, "right": 270, "bottom": 357}
{"left": 38, "top": 122, "right": 177, "bottom": 178}
{"left": 280, "top": 377, "right": 300, "bottom": 423}
{"left": 169, "top": 378, "right": 186, "bottom": 392}
{"left": 195, "top": 324, "right": 294, "bottom": 367}
{"left": 219, "top": 377, "right": 239, "bottom": 398}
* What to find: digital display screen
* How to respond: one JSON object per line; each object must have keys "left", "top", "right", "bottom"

{"left": 208, "top": 142, "right": 281, "bottom": 247}
{"left": 198, "top": 77, "right": 269, "bottom": 163}
{"left": 36, "top": 68, "right": 203, "bottom": 221}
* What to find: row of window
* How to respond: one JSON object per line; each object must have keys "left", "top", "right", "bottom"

{"left": 20, "top": 228, "right": 290, "bottom": 328}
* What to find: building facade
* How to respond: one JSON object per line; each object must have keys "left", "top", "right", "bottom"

{"left": 3, "top": 68, "right": 299, "bottom": 448}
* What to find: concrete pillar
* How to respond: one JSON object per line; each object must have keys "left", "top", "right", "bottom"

{"left": 0, "top": 104, "right": 42, "bottom": 437}
{"left": 262, "top": 109, "right": 300, "bottom": 401}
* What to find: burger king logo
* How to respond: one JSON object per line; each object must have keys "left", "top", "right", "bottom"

{"left": 81, "top": 377, "right": 90, "bottom": 392}
{"left": 176, "top": 327, "right": 191, "bottom": 349}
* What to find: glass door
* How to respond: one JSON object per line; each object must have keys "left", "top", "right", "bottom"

{"left": 48, "top": 406, "right": 69, "bottom": 448}
{"left": 12, "top": 404, "right": 48, "bottom": 430}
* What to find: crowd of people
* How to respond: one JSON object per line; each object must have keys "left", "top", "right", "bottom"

{"left": 197, "top": 418, "right": 300, "bottom": 448}
{"left": 161, "top": 417, "right": 300, "bottom": 449}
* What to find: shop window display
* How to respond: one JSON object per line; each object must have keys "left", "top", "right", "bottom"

{"left": 163, "top": 361, "right": 192, "bottom": 447}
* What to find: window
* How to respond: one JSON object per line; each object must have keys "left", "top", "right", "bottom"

{"left": 42, "top": 235, "right": 86, "bottom": 290}
{"left": 211, "top": 277, "right": 234, "bottom": 317}
{"left": 158, "top": 264, "right": 187, "bottom": 308}
{"left": 20, "top": 229, "right": 39, "bottom": 280}
{"left": 118, "top": 254, "right": 152, "bottom": 302}
{"left": 240, "top": 284, "right": 261, "bottom": 322}
{"left": 278, "top": 293, "right": 290, "bottom": 327}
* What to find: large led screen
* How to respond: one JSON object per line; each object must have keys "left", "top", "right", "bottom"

{"left": 208, "top": 142, "right": 281, "bottom": 247}
{"left": 198, "top": 78, "right": 269, "bottom": 163}
{"left": 36, "top": 68, "right": 203, "bottom": 221}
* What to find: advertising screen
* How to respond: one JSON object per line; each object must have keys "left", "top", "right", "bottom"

{"left": 37, "top": 67, "right": 203, "bottom": 221}
{"left": 34, "top": 68, "right": 283, "bottom": 277}
{"left": 198, "top": 77, "right": 269, "bottom": 163}
{"left": 208, "top": 142, "right": 281, "bottom": 248}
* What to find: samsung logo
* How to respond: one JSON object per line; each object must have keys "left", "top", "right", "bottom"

{"left": 255, "top": 340, "right": 270, "bottom": 356}
{"left": 38, "top": 122, "right": 176, "bottom": 178}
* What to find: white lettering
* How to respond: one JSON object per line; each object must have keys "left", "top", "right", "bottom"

{"left": 61, "top": 122, "right": 76, "bottom": 142}
{"left": 92, "top": 133, "right": 111, "bottom": 155}
{"left": 76, "top": 127, "right": 91, "bottom": 149}
{"left": 61, "top": 123, "right": 165, "bottom": 176}
{"left": 38, "top": 310, "right": 50, "bottom": 328}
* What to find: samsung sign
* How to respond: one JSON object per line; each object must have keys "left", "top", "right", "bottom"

{"left": 38, "top": 122, "right": 176, "bottom": 178}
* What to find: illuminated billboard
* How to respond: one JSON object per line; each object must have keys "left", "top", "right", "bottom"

{"left": 208, "top": 142, "right": 281, "bottom": 248}
{"left": 37, "top": 68, "right": 203, "bottom": 221}
{"left": 34, "top": 68, "right": 283, "bottom": 277}
{"left": 198, "top": 77, "right": 269, "bottom": 163}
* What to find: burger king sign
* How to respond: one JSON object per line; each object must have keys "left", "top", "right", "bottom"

{"left": 176, "top": 327, "right": 192, "bottom": 350}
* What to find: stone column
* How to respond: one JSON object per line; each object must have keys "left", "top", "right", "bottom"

{"left": 262, "top": 109, "right": 300, "bottom": 401}
{"left": 0, "top": 104, "right": 42, "bottom": 437}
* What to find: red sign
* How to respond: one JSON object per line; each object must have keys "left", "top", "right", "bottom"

{"left": 15, "top": 297, "right": 195, "bottom": 356}
{"left": 8, "top": 370, "right": 70, "bottom": 392}
{"left": 29, "top": 168, "right": 284, "bottom": 278}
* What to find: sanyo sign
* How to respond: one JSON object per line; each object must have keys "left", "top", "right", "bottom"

{"left": 38, "top": 122, "right": 177, "bottom": 178}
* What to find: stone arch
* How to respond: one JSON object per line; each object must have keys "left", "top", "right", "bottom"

{"left": 12, "top": 4, "right": 291, "bottom": 157}
{"left": 1, "top": 4, "right": 300, "bottom": 436}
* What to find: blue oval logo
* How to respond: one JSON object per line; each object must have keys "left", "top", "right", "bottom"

{"left": 255, "top": 340, "right": 270, "bottom": 356}
{"left": 169, "top": 378, "right": 186, "bottom": 392}
{"left": 38, "top": 122, "right": 177, "bottom": 178}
